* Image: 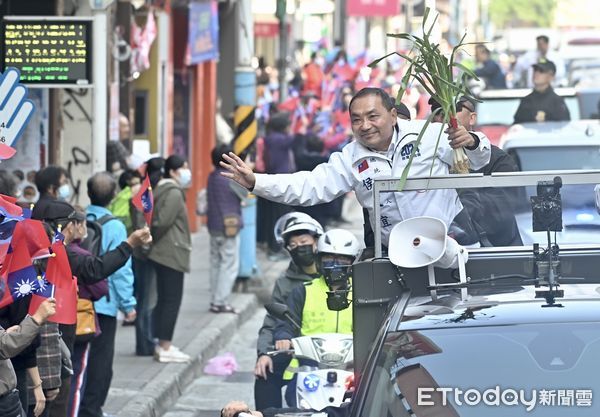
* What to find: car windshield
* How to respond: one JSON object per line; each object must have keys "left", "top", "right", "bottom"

{"left": 360, "top": 322, "right": 600, "bottom": 416}
{"left": 509, "top": 146, "right": 600, "bottom": 171}
{"left": 476, "top": 96, "right": 580, "bottom": 125}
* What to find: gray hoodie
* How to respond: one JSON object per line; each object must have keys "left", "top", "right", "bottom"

{"left": 0, "top": 316, "right": 40, "bottom": 396}
{"left": 256, "top": 262, "right": 319, "bottom": 356}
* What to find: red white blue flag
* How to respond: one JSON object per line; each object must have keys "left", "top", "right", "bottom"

{"left": 132, "top": 174, "right": 154, "bottom": 226}
{"left": 358, "top": 160, "right": 369, "bottom": 173}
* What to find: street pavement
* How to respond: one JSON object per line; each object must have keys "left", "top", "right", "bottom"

{"left": 103, "top": 194, "right": 364, "bottom": 417}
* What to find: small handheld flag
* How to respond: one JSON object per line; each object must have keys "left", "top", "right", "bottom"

{"left": 132, "top": 173, "right": 154, "bottom": 226}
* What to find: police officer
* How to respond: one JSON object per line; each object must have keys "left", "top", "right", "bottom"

{"left": 513, "top": 60, "right": 570, "bottom": 124}
{"left": 221, "top": 87, "right": 491, "bottom": 248}
{"left": 273, "top": 229, "right": 361, "bottom": 406}
{"left": 254, "top": 213, "right": 323, "bottom": 411}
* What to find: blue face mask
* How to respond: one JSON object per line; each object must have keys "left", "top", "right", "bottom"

{"left": 57, "top": 184, "right": 71, "bottom": 201}
{"left": 177, "top": 168, "right": 192, "bottom": 188}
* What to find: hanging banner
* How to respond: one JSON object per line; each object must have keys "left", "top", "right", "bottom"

{"left": 187, "top": 0, "right": 219, "bottom": 65}
{"left": 347, "top": 0, "right": 400, "bottom": 17}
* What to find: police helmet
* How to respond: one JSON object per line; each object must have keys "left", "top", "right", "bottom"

{"left": 275, "top": 212, "right": 324, "bottom": 245}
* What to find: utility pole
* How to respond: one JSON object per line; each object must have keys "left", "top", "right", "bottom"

{"left": 276, "top": 0, "right": 287, "bottom": 103}
{"left": 91, "top": 6, "right": 108, "bottom": 172}
{"left": 333, "top": 0, "right": 346, "bottom": 46}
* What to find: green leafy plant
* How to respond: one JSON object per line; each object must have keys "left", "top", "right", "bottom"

{"left": 369, "top": 7, "right": 481, "bottom": 189}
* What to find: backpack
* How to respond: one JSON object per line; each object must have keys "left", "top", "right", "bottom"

{"left": 80, "top": 214, "right": 117, "bottom": 256}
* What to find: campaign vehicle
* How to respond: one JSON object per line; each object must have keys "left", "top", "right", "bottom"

{"left": 349, "top": 171, "right": 600, "bottom": 417}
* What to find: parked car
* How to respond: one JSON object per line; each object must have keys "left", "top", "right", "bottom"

{"left": 475, "top": 88, "right": 581, "bottom": 145}
{"left": 577, "top": 87, "right": 600, "bottom": 118}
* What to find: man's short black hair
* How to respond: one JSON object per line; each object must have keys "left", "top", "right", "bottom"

{"left": 536, "top": 35, "right": 549, "bottom": 44}
{"left": 87, "top": 172, "right": 117, "bottom": 208}
{"left": 211, "top": 144, "right": 233, "bottom": 168}
{"left": 349, "top": 87, "right": 394, "bottom": 114}
{"left": 476, "top": 44, "right": 490, "bottom": 55}
{"left": 35, "top": 166, "right": 67, "bottom": 195}
{"left": 118, "top": 169, "right": 142, "bottom": 190}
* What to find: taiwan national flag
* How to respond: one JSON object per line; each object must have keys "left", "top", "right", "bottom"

{"left": 28, "top": 240, "right": 77, "bottom": 325}
{"left": 357, "top": 159, "right": 369, "bottom": 173}
{"left": 0, "top": 242, "right": 39, "bottom": 308}
{"left": 132, "top": 174, "right": 154, "bottom": 226}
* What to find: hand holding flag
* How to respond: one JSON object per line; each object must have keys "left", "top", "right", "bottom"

{"left": 28, "top": 239, "right": 77, "bottom": 324}
{"left": 132, "top": 171, "right": 154, "bottom": 226}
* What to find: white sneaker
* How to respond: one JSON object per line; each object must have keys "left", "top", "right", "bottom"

{"left": 154, "top": 345, "right": 191, "bottom": 363}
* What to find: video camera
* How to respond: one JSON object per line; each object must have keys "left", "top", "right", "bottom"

{"left": 531, "top": 176, "right": 563, "bottom": 232}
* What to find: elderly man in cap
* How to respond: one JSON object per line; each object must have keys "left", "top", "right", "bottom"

{"left": 40, "top": 197, "right": 150, "bottom": 417}
{"left": 513, "top": 60, "right": 570, "bottom": 124}
{"left": 430, "top": 96, "right": 523, "bottom": 247}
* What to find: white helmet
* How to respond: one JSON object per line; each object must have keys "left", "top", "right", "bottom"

{"left": 275, "top": 212, "right": 324, "bottom": 245}
{"left": 317, "top": 229, "right": 362, "bottom": 260}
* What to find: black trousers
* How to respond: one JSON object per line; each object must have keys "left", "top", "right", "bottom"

{"left": 254, "top": 354, "right": 292, "bottom": 411}
{"left": 78, "top": 314, "right": 117, "bottom": 417}
{"left": 133, "top": 257, "right": 156, "bottom": 355}
{"left": 152, "top": 262, "right": 184, "bottom": 342}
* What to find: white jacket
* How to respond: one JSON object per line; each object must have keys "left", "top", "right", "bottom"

{"left": 254, "top": 119, "right": 491, "bottom": 246}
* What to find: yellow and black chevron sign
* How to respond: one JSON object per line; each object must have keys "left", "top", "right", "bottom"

{"left": 233, "top": 105, "right": 257, "bottom": 155}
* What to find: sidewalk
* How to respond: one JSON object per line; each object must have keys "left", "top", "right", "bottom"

{"left": 103, "top": 226, "right": 289, "bottom": 417}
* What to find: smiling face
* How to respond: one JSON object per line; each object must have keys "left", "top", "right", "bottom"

{"left": 350, "top": 94, "right": 398, "bottom": 151}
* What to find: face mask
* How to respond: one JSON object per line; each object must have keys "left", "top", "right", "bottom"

{"left": 57, "top": 184, "right": 72, "bottom": 201}
{"left": 326, "top": 288, "right": 351, "bottom": 311}
{"left": 290, "top": 245, "right": 316, "bottom": 267}
{"left": 177, "top": 168, "right": 192, "bottom": 188}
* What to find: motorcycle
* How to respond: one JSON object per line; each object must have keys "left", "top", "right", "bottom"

{"left": 266, "top": 303, "right": 354, "bottom": 411}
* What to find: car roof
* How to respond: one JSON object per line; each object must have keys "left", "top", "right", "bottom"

{"left": 397, "top": 284, "right": 600, "bottom": 331}
{"left": 478, "top": 87, "right": 576, "bottom": 100}
{"left": 499, "top": 119, "right": 600, "bottom": 148}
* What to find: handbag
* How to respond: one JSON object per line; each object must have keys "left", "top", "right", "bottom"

{"left": 75, "top": 298, "right": 96, "bottom": 343}
{"left": 223, "top": 215, "right": 240, "bottom": 237}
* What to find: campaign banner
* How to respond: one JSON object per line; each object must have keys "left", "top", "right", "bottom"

{"left": 347, "top": 0, "right": 400, "bottom": 17}
{"left": 188, "top": 0, "right": 219, "bottom": 65}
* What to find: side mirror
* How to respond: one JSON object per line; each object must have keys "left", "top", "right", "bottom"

{"left": 265, "top": 302, "right": 301, "bottom": 331}
{"left": 265, "top": 302, "right": 290, "bottom": 321}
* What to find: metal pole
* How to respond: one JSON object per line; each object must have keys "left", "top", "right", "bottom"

{"left": 276, "top": 0, "right": 288, "bottom": 103}
{"left": 92, "top": 8, "right": 108, "bottom": 172}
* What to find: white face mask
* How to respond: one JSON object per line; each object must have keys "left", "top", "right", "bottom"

{"left": 177, "top": 168, "right": 192, "bottom": 188}
{"left": 57, "top": 184, "right": 72, "bottom": 201}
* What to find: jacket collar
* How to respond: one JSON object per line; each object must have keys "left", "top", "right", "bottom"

{"left": 87, "top": 204, "right": 112, "bottom": 219}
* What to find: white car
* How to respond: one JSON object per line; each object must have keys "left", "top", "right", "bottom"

{"left": 500, "top": 120, "right": 600, "bottom": 245}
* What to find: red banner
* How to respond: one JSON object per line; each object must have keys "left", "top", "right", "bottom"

{"left": 347, "top": 0, "right": 400, "bottom": 17}
{"left": 254, "top": 22, "right": 290, "bottom": 38}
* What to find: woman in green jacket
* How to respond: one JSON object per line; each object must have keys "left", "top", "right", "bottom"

{"left": 148, "top": 155, "right": 192, "bottom": 363}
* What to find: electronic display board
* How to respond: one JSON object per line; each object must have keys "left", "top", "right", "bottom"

{"left": 1, "top": 17, "right": 92, "bottom": 86}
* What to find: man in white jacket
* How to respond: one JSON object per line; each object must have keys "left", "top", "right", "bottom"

{"left": 222, "top": 88, "right": 491, "bottom": 248}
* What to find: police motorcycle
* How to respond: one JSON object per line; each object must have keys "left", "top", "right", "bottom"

{"left": 267, "top": 230, "right": 361, "bottom": 411}
{"left": 266, "top": 303, "right": 354, "bottom": 411}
